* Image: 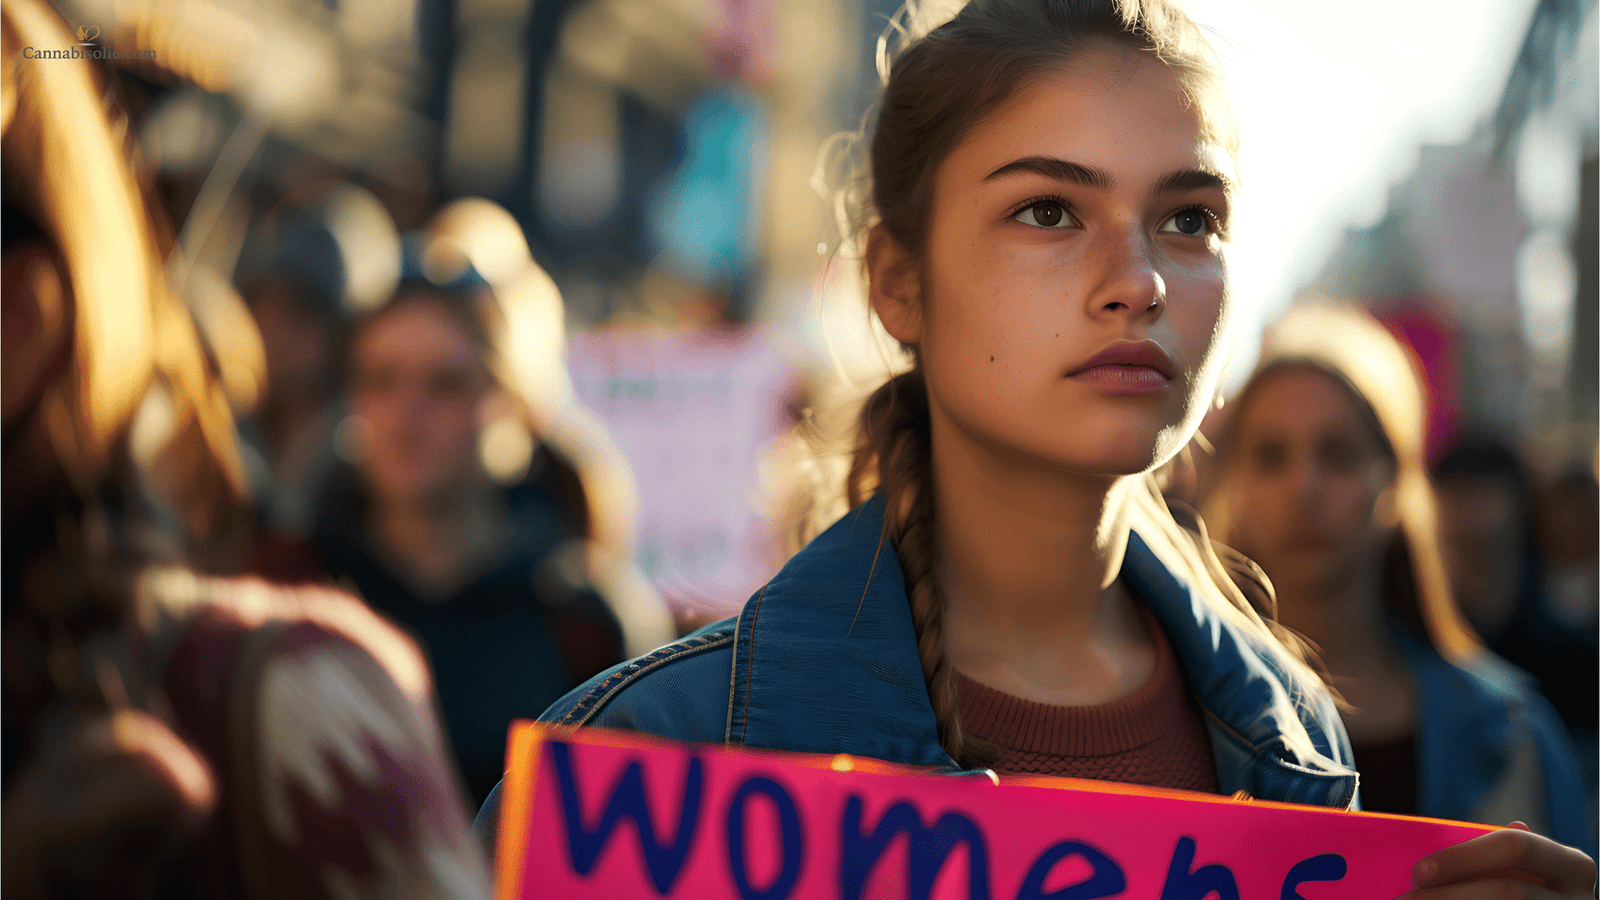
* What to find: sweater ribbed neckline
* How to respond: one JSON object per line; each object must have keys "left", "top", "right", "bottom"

{"left": 954, "top": 606, "right": 1187, "bottom": 758}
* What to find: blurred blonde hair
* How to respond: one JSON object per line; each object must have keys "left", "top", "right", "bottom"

{"left": 1206, "top": 301, "right": 1481, "bottom": 664}
{"left": 2, "top": 0, "right": 249, "bottom": 542}
{"left": 378, "top": 198, "right": 674, "bottom": 654}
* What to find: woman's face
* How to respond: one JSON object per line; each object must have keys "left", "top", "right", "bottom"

{"left": 877, "top": 49, "right": 1234, "bottom": 477}
{"left": 1221, "top": 366, "right": 1396, "bottom": 596}
{"left": 348, "top": 296, "right": 489, "bottom": 505}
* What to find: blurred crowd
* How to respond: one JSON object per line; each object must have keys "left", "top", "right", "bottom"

{"left": 2, "top": 0, "right": 1595, "bottom": 896}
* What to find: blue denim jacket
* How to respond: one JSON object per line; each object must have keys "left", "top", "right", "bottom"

{"left": 1401, "top": 633, "right": 1596, "bottom": 856}
{"left": 476, "top": 495, "right": 1359, "bottom": 840}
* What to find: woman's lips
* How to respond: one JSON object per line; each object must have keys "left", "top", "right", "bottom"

{"left": 1066, "top": 364, "right": 1171, "bottom": 394}
{"left": 1064, "top": 340, "right": 1176, "bottom": 394}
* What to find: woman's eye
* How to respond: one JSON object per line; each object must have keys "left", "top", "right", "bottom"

{"left": 1159, "top": 207, "right": 1213, "bottom": 237}
{"left": 1318, "top": 438, "right": 1367, "bottom": 474}
{"left": 1249, "top": 442, "right": 1285, "bottom": 475}
{"left": 1014, "top": 200, "right": 1073, "bottom": 229}
{"left": 428, "top": 368, "right": 476, "bottom": 400}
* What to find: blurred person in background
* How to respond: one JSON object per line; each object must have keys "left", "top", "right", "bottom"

{"left": 1534, "top": 468, "right": 1599, "bottom": 633}
{"left": 1204, "top": 302, "right": 1593, "bottom": 852}
{"left": 262, "top": 205, "right": 667, "bottom": 804}
{"left": 0, "top": 1, "right": 490, "bottom": 895}
{"left": 1534, "top": 466, "right": 1600, "bottom": 802}
{"left": 235, "top": 205, "right": 359, "bottom": 540}
{"left": 1433, "top": 438, "right": 1598, "bottom": 799}
{"left": 421, "top": 198, "right": 673, "bottom": 659}
{"left": 235, "top": 180, "right": 406, "bottom": 544}
{"left": 1434, "top": 439, "right": 1550, "bottom": 638}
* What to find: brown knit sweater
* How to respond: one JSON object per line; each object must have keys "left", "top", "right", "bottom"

{"left": 955, "top": 607, "right": 1221, "bottom": 793}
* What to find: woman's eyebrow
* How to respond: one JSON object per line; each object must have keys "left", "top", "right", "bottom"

{"left": 982, "top": 156, "right": 1110, "bottom": 188}
{"left": 1153, "top": 168, "right": 1234, "bottom": 196}
{"left": 982, "top": 157, "right": 1234, "bottom": 197}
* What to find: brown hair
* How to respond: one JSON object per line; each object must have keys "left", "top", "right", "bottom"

{"left": 1208, "top": 302, "right": 1481, "bottom": 664}
{"left": 843, "top": 0, "right": 1319, "bottom": 769}
{"left": 867, "top": 0, "right": 1231, "bottom": 256}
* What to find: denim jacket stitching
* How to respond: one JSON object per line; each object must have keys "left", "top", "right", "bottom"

{"left": 557, "top": 626, "right": 737, "bottom": 727}
{"left": 1200, "top": 703, "right": 1261, "bottom": 756}
{"left": 723, "top": 605, "right": 749, "bottom": 743}
{"left": 733, "top": 584, "right": 768, "bottom": 746}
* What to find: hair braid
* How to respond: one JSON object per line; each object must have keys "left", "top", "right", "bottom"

{"left": 849, "top": 370, "right": 999, "bottom": 769}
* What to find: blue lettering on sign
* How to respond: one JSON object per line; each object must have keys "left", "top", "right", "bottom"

{"left": 725, "top": 776, "right": 805, "bottom": 900}
{"left": 1160, "top": 836, "right": 1240, "bottom": 900}
{"left": 549, "top": 742, "right": 703, "bottom": 895}
{"left": 839, "top": 795, "right": 991, "bottom": 900}
{"left": 1015, "top": 841, "right": 1127, "bottom": 900}
{"left": 1281, "top": 853, "right": 1347, "bottom": 899}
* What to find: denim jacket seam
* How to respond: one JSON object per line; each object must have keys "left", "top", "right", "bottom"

{"left": 1200, "top": 702, "right": 1263, "bottom": 756}
{"left": 724, "top": 603, "right": 750, "bottom": 744}
{"left": 557, "top": 627, "right": 737, "bottom": 727}
{"left": 732, "top": 584, "right": 768, "bottom": 747}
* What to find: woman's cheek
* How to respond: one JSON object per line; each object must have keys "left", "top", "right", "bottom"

{"left": 1330, "top": 474, "right": 1387, "bottom": 559}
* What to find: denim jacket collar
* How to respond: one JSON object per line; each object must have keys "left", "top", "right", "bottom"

{"left": 727, "top": 494, "right": 1358, "bottom": 807}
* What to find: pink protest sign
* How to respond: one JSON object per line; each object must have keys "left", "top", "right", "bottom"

{"left": 495, "top": 722, "right": 1496, "bottom": 900}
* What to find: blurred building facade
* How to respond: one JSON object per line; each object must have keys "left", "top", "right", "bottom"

{"left": 1309, "top": 0, "right": 1598, "bottom": 472}
{"left": 413, "top": 0, "right": 873, "bottom": 329}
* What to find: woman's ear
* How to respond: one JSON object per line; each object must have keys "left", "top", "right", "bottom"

{"left": 865, "top": 225, "right": 922, "bottom": 346}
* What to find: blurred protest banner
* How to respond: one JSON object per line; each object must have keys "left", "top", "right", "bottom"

{"left": 567, "top": 327, "right": 798, "bottom": 622}
{"left": 495, "top": 721, "right": 1495, "bottom": 900}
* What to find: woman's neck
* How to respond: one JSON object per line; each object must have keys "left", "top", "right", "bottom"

{"left": 930, "top": 414, "right": 1153, "bottom": 706}
{"left": 1273, "top": 560, "right": 1416, "bottom": 741}
{"left": 260, "top": 392, "right": 330, "bottom": 466}
{"left": 368, "top": 484, "right": 504, "bottom": 598}
{"left": 1274, "top": 560, "right": 1398, "bottom": 677}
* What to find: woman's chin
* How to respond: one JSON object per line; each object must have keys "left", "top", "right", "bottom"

{"left": 1055, "top": 439, "right": 1172, "bottom": 479}
{"left": 369, "top": 472, "right": 456, "bottom": 507}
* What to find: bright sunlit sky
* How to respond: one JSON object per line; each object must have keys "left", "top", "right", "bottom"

{"left": 1183, "top": 0, "right": 1542, "bottom": 380}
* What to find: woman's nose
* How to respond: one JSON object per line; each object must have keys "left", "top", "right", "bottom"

{"left": 1289, "top": 458, "right": 1326, "bottom": 505}
{"left": 1088, "top": 225, "right": 1165, "bottom": 321}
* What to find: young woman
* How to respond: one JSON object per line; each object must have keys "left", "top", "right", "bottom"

{"left": 479, "top": 0, "right": 1595, "bottom": 890}
{"left": 1204, "top": 303, "right": 1596, "bottom": 854}
{"left": 284, "top": 237, "right": 640, "bottom": 805}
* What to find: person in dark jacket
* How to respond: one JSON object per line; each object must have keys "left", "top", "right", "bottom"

{"left": 287, "top": 249, "right": 630, "bottom": 805}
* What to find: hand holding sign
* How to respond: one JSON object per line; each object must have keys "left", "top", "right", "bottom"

{"left": 492, "top": 722, "right": 1591, "bottom": 900}
{"left": 1399, "top": 823, "right": 1596, "bottom": 900}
